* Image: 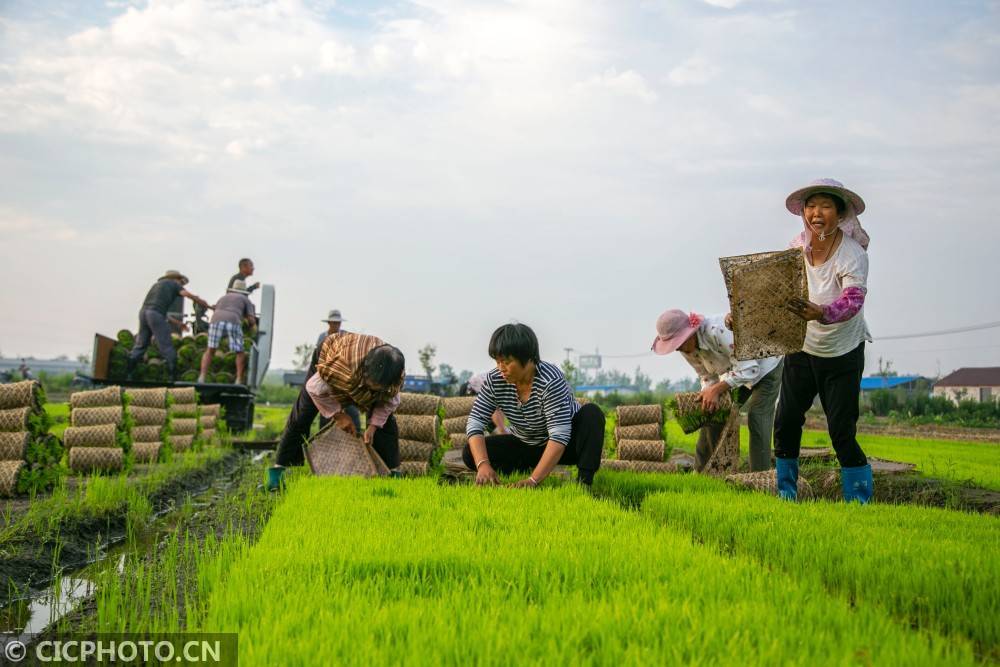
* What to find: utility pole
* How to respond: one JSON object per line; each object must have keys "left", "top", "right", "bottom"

{"left": 564, "top": 347, "right": 574, "bottom": 363}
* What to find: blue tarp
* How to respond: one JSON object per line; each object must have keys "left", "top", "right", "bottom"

{"left": 859, "top": 376, "right": 923, "bottom": 390}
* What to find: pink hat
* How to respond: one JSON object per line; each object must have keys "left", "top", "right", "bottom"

{"left": 651, "top": 309, "right": 703, "bottom": 355}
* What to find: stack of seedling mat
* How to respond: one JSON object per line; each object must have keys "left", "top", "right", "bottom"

{"left": 66, "top": 386, "right": 132, "bottom": 474}
{"left": 394, "top": 392, "right": 441, "bottom": 477}
{"left": 167, "top": 387, "right": 200, "bottom": 453}
{"left": 603, "top": 404, "right": 676, "bottom": 473}
{"left": 441, "top": 396, "right": 477, "bottom": 451}
{"left": 125, "top": 387, "right": 171, "bottom": 464}
{"left": 0, "top": 380, "right": 62, "bottom": 496}
{"left": 199, "top": 403, "right": 221, "bottom": 442}
{"left": 107, "top": 329, "right": 252, "bottom": 383}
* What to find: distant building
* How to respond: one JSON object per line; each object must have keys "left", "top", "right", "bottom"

{"left": 933, "top": 367, "right": 1000, "bottom": 404}
{"left": 0, "top": 357, "right": 88, "bottom": 376}
{"left": 859, "top": 376, "right": 925, "bottom": 394}
{"left": 283, "top": 370, "right": 307, "bottom": 387}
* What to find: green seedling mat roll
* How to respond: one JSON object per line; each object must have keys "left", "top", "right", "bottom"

{"left": 69, "top": 385, "right": 121, "bottom": 410}
{"left": 398, "top": 440, "right": 436, "bottom": 463}
{"left": 168, "top": 386, "right": 197, "bottom": 404}
{"left": 672, "top": 391, "right": 733, "bottom": 435}
{"left": 64, "top": 424, "right": 118, "bottom": 448}
{"left": 726, "top": 470, "right": 814, "bottom": 500}
{"left": 199, "top": 404, "right": 221, "bottom": 417}
{"left": 0, "top": 460, "right": 25, "bottom": 496}
{"left": 442, "top": 416, "right": 468, "bottom": 435}
{"left": 71, "top": 406, "right": 125, "bottom": 427}
{"left": 0, "top": 432, "right": 29, "bottom": 461}
{"left": 129, "top": 406, "right": 168, "bottom": 426}
{"left": 126, "top": 387, "right": 169, "bottom": 409}
{"left": 0, "top": 380, "right": 44, "bottom": 410}
{"left": 132, "top": 425, "right": 162, "bottom": 442}
{"left": 171, "top": 418, "right": 198, "bottom": 436}
{"left": 304, "top": 425, "right": 389, "bottom": 478}
{"left": 69, "top": 447, "right": 123, "bottom": 473}
{"left": 448, "top": 433, "right": 468, "bottom": 450}
{"left": 200, "top": 428, "right": 215, "bottom": 441}
{"left": 615, "top": 405, "right": 663, "bottom": 427}
{"left": 615, "top": 423, "right": 661, "bottom": 442}
{"left": 169, "top": 435, "right": 194, "bottom": 452}
{"left": 442, "top": 396, "right": 477, "bottom": 419}
{"left": 199, "top": 415, "right": 217, "bottom": 430}
{"left": 396, "top": 392, "right": 441, "bottom": 416}
{"left": 132, "top": 442, "right": 162, "bottom": 464}
{"left": 395, "top": 415, "right": 439, "bottom": 443}
{"left": 617, "top": 439, "right": 665, "bottom": 462}
{"left": 170, "top": 404, "right": 199, "bottom": 418}
{"left": 0, "top": 407, "right": 33, "bottom": 432}
{"left": 600, "top": 459, "right": 679, "bottom": 474}
{"left": 398, "top": 461, "right": 429, "bottom": 477}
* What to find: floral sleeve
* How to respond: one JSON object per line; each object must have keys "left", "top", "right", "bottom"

{"left": 820, "top": 286, "right": 866, "bottom": 324}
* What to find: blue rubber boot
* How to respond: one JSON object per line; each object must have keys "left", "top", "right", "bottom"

{"left": 265, "top": 466, "right": 285, "bottom": 492}
{"left": 841, "top": 464, "right": 873, "bottom": 504}
{"left": 775, "top": 457, "right": 799, "bottom": 501}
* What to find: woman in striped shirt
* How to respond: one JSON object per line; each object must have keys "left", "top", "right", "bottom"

{"left": 464, "top": 323, "right": 605, "bottom": 487}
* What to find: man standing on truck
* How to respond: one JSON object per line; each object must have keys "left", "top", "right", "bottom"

{"left": 228, "top": 258, "right": 260, "bottom": 294}
{"left": 127, "top": 271, "right": 210, "bottom": 381}
{"left": 198, "top": 279, "right": 257, "bottom": 385}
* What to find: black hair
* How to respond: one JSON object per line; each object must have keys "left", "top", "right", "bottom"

{"left": 806, "top": 192, "right": 846, "bottom": 214}
{"left": 238, "top": 258, "right": 253, "bottom": 267}
{"left": 488, "top": 323, "right": 540, "bottom": 366}
{"left": 362, "top": 345, "right": 405, "bottom": 388}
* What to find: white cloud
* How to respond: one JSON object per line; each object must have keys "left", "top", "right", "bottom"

{"left": 667, "top": 56, "right": 718, "bottom": 86}
{"left": 702, "top": 0, "right": 744, "bottom": 8}
{"left": 575, "top": 69, "right": 658, "bottom": 102}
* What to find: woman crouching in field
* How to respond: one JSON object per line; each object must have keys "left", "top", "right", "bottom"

{"left": 776, "top": 178, "right": 873, "bottom": 503}
{"left": 463, "top": 323, "right": 605, "bottom": 487}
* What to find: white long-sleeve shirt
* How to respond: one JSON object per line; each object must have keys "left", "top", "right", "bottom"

{"left": 680, "top": 315, "right": 781, "bottom": 389}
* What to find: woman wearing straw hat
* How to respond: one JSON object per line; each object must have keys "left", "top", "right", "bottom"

{"left": 775, "top": 178, "right": 873, "bottom": 503}
{"left": 652, "top": 310, "right": 782, "bottom": 472}
{"left": 197, "top": 280, "right": 257, "bottom": 385}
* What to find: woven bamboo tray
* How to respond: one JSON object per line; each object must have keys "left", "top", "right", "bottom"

{"left": 199, "top": 415, "right": 217, "bottom": 430}
{"left": 170, "top": 418, "right": 199, "bottom": 436}
{"left": 71, "top": 406, "right": 125, "bottom": 427}
{"left": 0, "top": 380, "right": 44, "bottom": 410}
{"left": 0, "top": 460, "right": 25, "bottom": 496}
{"left": 442, "top": 396, "right": 477, "bottom": 419}
{"left": 132, "top": 425, "right": 162, "bottom": 442}
{"left": 441, "top": 416, "right": 468, "bottom": 435}
{"left": 69, "top": 447, "right": 123, "bottom": 473}
{"left": 702, "top": 409, "right": 741, "bottom": 477}
{"left": 396, "top": 392, "right": 441, "bottom": 416}
{"left": 600, "top": 459, "right": 679, "bottom": 473}
{"left": 448, "top": 433, "right": 468, "bottom": 450}
{"left": 396, "top": 415, "right": 439, "bottom": 443}
{"left": 169, "top": 435, "right": 194, "bottom": 452}
{"left": 617, "top": 439, "right": 665, "bottom": 462}
{"left": 199, "top": 404, "right": 221, "bottom": 417}
{"left": 0, "top": 407, "right": 33, "bottom": 432}
{"left": 168, "top": 387, "right": 197, "bottom": 404}
{"left": 720, "top": 248, "right": 807, "bottom": 360}
{"left": 615, "top": 405, "right": 663, "bottom": 427}
{"left": 614, "top": 423, "right": 661, "bottom": 441}
{"left": 398, "top": 461, "right": 429, "bottom": 477}
{"left": 398, "top": 439, "right": 435, "bottom": 463}
{"left": 672, "top": 391, "right": 732, "bottom": 435}
{"left": 132, "top": 442, "right": 162, "bottom": 463}
{"left": 64, "top": 424, "right": 118, "bottom": 448}
{"left": 726, "top": 470, "right": 814, "bottom": 500}
{"left": 69, "top": 385, "right": 121, "bottom": 410}
{"left": 0, "top": 432, "right": 29, "bottom": 461}
{"left": 126, "top": 387, "right": 169, "bottom": 409}
{"left": 129, "top": 406, "right": 168, "bottom": 426}
{"left": 304, "top": 425, "right": 389, "bottom": 478}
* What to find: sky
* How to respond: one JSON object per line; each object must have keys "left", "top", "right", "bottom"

{"left": 1, "top": 0, "right": 999, "bottom": 383}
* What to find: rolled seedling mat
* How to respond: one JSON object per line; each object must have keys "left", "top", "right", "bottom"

{"left": 171, "top": 418, "right": 199, "bottom": 436}
{"left": 398, "top": 461, "right": 429, "bottom": 477}
{"left": 671, "top": 392, "right": 732, "bottom": 435}
{"left": 169, "top": 435, "right": 195, "bottom": 452}
{"left": 396, "top": 392, "right": 441, "bottom": 416}
{"left": 720, "top": 248, "right": 807, "bottom": 360}
{"left": 398, "top": 439, "right": 436, "bottom": 463}
{"left": 702, "top": 409, "right": 742, "bottom": 477}
{"left": 0, "top": 380, "right": 45, "bottom": 410}
{"left": 0, "top": 432, "right": 30, "bottom": 461}
{"left": 395, "top": 415, "right": 439, "bottom": 443}
{"left": 69, "top": 385, "right": 121, "bottom": 410}
{"left": 0, "top": 460, "right": 25, "bottom": 497}
{"left": 125, "top": 387, "right": 169, "bottom": 409}
{"left": 132, "top": 425, "right": 163, "bottom": 442}
{"left": 615, "top": 405, "right": 663, "bottom": 427}
{"left": 70, "top": 406, "right": 125, "bottom": 427}
{"left": 199, "top": 404, "right": 221, "bottom": 417}
{"left": 0, "top": 406, "right": 48, "bottom": 435}
{"left": 129, "top": 406, "right": 168, "bottom": 426}
{"left": 617, "top": 439, "right": 666, "bottom": 462}
{"left": 615, "top": 423, "right": 661, "bottom": 441}
{"left": 448, "top": 433, "right": 469, "bottom": 450}
{"left": 726, "top": 470, "right": 814, "bottom": 500}
{"left": 64, "top": 424, "right": 119, "bottom": 449}
{"left": 168, "top": 387, "right": 197, "bottom": 404}
{"left": 304, "top": 425, "right": 389, "bottom": 478}
{"left": 69, "top": 447, "right": 124, "bottom": 473}
{"left": 199, "top": 415, "right": 217, "bottom": 430}
{"left": 132, "top": 442, "right": 162, "bottom": 464}
{"left": 600, "top": 459, "right": 679, "bottom": 474}
{"left": 170, "top": 404, "right": 199, "bottom": 418}
{"left": 200, "top": 428, "right": 215, "bottom": 442}
{"left": 442, "top": 416, "right": 468, "bottom": 435}
{"left": 442, "top": 396, "right": 477, "bottom": 419}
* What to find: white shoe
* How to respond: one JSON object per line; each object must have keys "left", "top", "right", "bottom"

{"left": 197, "top": 374, "right": 206, "bottom": 383}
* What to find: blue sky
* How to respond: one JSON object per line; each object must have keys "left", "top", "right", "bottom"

{"left": 1, "top": 0, "right": 998, "bottom": 382}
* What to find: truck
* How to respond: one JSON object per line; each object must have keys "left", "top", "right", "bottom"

{"left": 85, "top": 285, "right": 276, "bottom": 433}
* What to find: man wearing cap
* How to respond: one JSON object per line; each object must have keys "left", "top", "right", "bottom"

{"left": 228, "top": 258, "right": 260, "bottom": 294}
{"left": 198, "top": 280, "right": 257, "bottom": 385}
{"left": 127, "top": 271, "right": 210, "bottom": 381}
{"left": 652, "top": 309, "right": 782, "bottom": 472}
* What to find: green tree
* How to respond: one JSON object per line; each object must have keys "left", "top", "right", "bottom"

{"left": 418, "top": 344, "right": 437, "bottom": 380}
{"left": 293, "top": 343, "right": 314, "bottom": 371}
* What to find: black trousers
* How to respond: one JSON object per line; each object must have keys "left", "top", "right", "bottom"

{"left": 461, "top": 403, "right": 605, "bottom": 484}
{"left": 774, "top": 342, "right": 867, "bottom": 468}
{"left": 274, "top": 385, "right": 366, "bottom": 466}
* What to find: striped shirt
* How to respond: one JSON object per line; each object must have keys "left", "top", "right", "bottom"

{"left": 466, "top": 361, "right": 579, "bottom": 446}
